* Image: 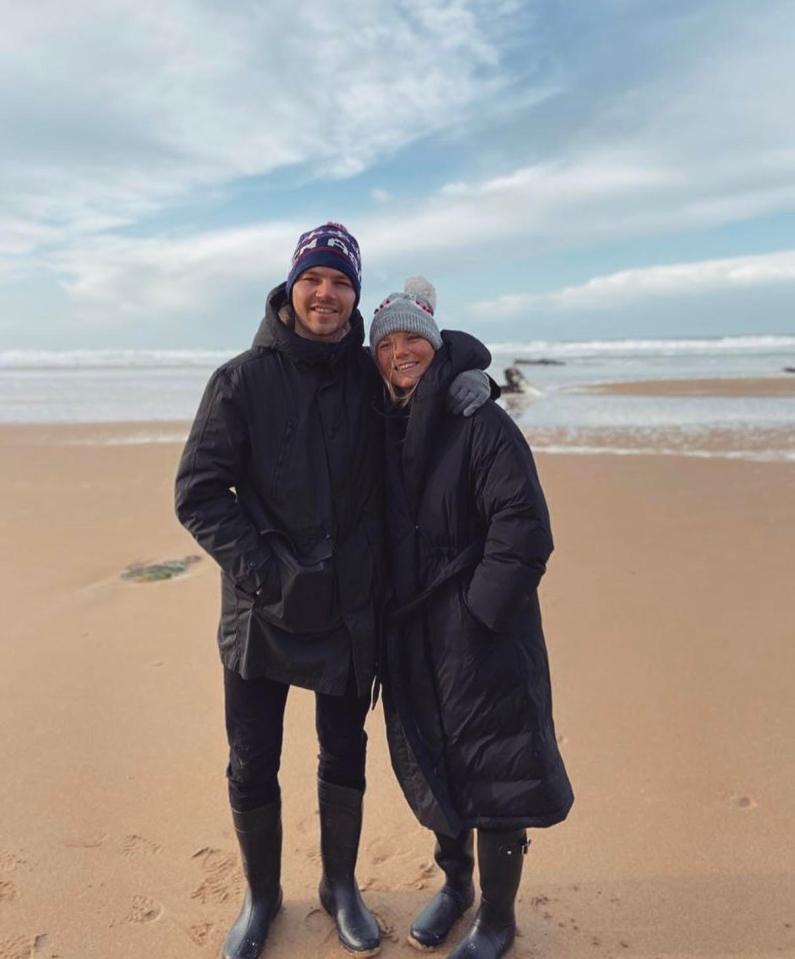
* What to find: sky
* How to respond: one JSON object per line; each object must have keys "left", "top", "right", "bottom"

{"left": 2, "top": 0, "right": 794, "bottom": 350}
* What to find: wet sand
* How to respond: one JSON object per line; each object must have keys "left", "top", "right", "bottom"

{"left": 575, "top": 376, "right": 795, "bottom": 397}
{"left": 1, "top": 421, "right": 793, "bottom": 958}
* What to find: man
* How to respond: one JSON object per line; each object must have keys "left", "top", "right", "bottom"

{"left": 175, "top": 223, "right": 489, "bottom": 959}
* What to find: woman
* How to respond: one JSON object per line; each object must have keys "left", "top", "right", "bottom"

{"left": 370, "top": 279, "right": 573, "bottom": 959}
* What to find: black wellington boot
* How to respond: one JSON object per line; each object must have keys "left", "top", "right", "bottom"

{"left": 223, "top": 799, "right": 283, "bottom": 959}
{"left": 446, "top": 829, "right": 529, "bottom": 959}
{"left": 408, "top": 830, "right": 475, "bottom": 951}
{"left": 317, "top": 780, "right": 381, "bottom": 957}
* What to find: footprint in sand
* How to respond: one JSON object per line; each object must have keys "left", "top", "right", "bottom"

{"left": 121, "top": 834, "right": 161, "bottom": 856}
{"left": 415, "top": 860, "right": 437, "bottom": 881}
{"left": 371, "top": 910, "right": 399, "bottom": 944}
{"left": 190, "top": 848, "right": 242, "bottom": 904}
{"left": 398, "top": 858, "right": 437, "bottom": 890}
{"left": 303, "top": 908, "right": 334, "bottom": 937}
{"left": 0, "top": 880, "right": 18, "bottom": 902}
{"left": 186, "top": 922, "right": 214, "bottom": 946}
{"left": 126, "top": 895, "right": 163, "bottom": 924}
{"left": 0, "top": 935, "right": 33, "bottom": 959}
{"left": 0, "top": 851, "right": 27, "bottom": 872}
{"left": 0, "top": 933, "right": 48, "bottom": 959}
{"left": 367, "top": 837, "right": 397, "bottom": 865}
{"left": 64, "top": 834, "right": 107, "bottom": 849}
{"left": 728, "top": 794, "right": 757, "bottom": 809}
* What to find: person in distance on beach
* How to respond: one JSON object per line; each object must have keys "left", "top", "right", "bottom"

{"left": 174, "top": 224, "right": 491, "bottom": 959}
{"left": 370, "top": 278, "right": 573, "bottom": 959}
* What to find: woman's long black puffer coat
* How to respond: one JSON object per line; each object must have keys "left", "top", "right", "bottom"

{"left": 381, "top": 331, "right": 573, "bottom": 838}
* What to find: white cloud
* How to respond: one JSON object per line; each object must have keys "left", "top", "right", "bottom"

{"left": 0, "top": 0, "right": 530, "bottom": 261}
{"left": 38, "top": 140, "right": 795, "bottom": 323}
{"left": 471, "top": 250, "right": 795, "bottom": 316}
{"left": 360, "top": 152, "right": 678, "bottom": 260}
{"left": 54, "top": 222, "right": 299, "bottom": 318}
{"left": 43, "top": 152, "right": 665, "bottom": 319}
{"left": 4, "top": 0, "right": 795, "bottom": 345}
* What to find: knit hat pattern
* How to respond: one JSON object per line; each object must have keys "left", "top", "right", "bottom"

{"left": 286, "top": 222, "right": 362, "bottom": 304}
{"left": 369, "top": 276, "right": 442, "bottom": 351}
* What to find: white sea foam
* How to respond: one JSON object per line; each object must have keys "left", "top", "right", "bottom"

{"left": 0, "top": 349, "right": 235, "bottom": 369}
{"left": 533, "top": 444, "right": 795, "bottom": 462}
{"left": 488, "top": 334, "right": 795, "bottom": 358}
{"left": 60, "top": 432, "right": 189, "bottom": 446}
{"left": 1, "top": 336, "right": 793, "bottom": 370}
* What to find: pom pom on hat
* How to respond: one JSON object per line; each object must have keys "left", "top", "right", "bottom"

{"left": 369, "top": 275, "right": 442, "bottom": 351}
{"left": 403, "top": 275, "right": 436, "bottom": 313}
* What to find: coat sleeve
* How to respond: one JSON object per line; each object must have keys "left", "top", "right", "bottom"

{"left": 464, "top": 407, "right": 553, "bottom": 633}
{"left": 174, "top": 366, "right": 274, "bottom": 595}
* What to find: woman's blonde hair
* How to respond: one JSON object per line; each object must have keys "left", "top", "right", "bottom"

{"left": 382, "top": 375, "right": 419, "bottom": 408}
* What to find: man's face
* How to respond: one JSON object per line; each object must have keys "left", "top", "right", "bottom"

{"left": 291, "top": 266, "right": 356, "bottom": 341}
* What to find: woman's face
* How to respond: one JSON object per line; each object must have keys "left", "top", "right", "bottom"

{"left": 376, "top": 331, "right": 436, "bottom": 391}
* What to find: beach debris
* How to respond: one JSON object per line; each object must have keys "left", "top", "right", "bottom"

{"left": 514, "top": 357, "right": 565, "bottom": 366}
{"left": 500, "top": 367, "right": 534, "bottom": 394}
{"left": 121, "top": 555, "right": 201, "bottom": 583}
{"left": 126, "top": 894, "right": 163, "bottom": 924}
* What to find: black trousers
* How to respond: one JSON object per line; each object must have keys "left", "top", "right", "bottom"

{"left": 223, "top": 667, "right": 371, "bottom": 812}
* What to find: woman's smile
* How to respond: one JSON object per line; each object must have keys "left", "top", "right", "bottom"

{"left": 376, "top": 331, "right": 436, "bottom": 390}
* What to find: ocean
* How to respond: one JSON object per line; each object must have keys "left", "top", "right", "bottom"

{"left": 2, "top": 336, "right": 794, "bottom": 460}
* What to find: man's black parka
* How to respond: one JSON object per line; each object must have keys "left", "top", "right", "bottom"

{"left": 175, "top": 284, "right": 383, "bottom": 697}
{"left": 381, "top": 332, "right": 573, "bottom": 837}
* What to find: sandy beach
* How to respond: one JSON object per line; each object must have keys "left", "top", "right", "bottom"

{"left": 1, "top": 418, "right": 794, "bottom": 959}
{"left": 574, "top": 376, "right": 795, "bottom": 397}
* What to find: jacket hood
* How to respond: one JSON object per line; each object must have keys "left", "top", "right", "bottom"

{"left": 418, "top": 329, "right": 492, "bottom": 397}
{"left": 252, "top": 282, "right": 365, "bottom": 366}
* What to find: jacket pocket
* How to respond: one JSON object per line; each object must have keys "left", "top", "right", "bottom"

{"left": 457, "top": 577, "right": 493, "bottom": 638}
{"left": 219, "top": 570, "right": 243, "bottom": 656}
{"left": 255, "top": 530, "right": 341, "bottom": 634}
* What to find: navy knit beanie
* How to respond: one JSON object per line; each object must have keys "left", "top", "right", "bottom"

{"left": 286, "top": 222, "right": 362, "bottom": 306}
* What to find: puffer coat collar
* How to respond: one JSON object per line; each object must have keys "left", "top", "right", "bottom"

{"left": 399, "top": 330, "right": 491, "bottom": 514}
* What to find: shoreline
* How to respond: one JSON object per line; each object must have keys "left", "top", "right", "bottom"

{"left": 571, "top": 375, "right": 795, "bottom": 397}
{"left": 3, "top": 410, "right": 794, "bottom": 464}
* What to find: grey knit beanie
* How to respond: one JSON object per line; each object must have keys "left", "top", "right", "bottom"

{"left": 370, "top": 276, "right": 443, "bottom": 351}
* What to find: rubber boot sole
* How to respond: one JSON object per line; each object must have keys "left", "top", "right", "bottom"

{"left": 406, "top": 906, "right": 472, "bottom": 953}
{"left": 319, "top": 901, "right": 381, "bottom": 957}
{"left": 406, "top": 932, "right": 440, "bottom": 952}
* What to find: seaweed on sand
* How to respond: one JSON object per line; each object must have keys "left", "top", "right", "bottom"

{"left": 121, "top": 555, "right": 201, "bottom": 583}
